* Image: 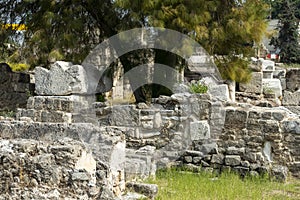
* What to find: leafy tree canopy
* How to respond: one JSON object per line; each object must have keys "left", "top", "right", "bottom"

{"left": 0, "top": 0, "right": 269, "bottom": 101}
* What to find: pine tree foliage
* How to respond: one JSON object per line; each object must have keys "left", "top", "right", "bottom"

{"left": 0, "top": 0, "right": 121, "bottom": 66}
{"left": 270, "top": 0, "right": 300, "bottom": 64}
{"left": 1, "top": 0, "right": 268, "bottom": 85}
{"left": 147, "top": 0, "right": 268, "bottom": 82}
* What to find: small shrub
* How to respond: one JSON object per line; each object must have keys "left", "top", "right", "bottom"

{"left": 48, "top": 49, "right": 64, "bottom": 63}
{"left": 8, "top": 62, "right": 30, "bottom": 72}
{"left": 0, "top": 110, "right": 16, "bottom": 118}
{"left": 96, "top": 94, "right": 106, "bottom": 102}
{"left": 189, "top": 82, "right": 208, "bottom": 94}
{"left": 263, "top": 88, "right": 274, "bottom": 94}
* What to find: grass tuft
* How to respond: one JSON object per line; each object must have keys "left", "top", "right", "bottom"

{"left": 146, "top": 168, "right": 300, "bottom": 200}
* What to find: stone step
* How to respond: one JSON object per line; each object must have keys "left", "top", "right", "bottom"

{"left": 26, "top": 96, "right": 92, "bottom": 112}
{"left": 17, "top": 108, "right": 96, "bottom": 123}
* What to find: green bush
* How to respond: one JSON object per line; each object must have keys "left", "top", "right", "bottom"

{"left": 0, "top": 110, "right": 16, "bottom": 118}
{"left": 8, "top": 62, "right": 30, "bottom": 72}
{"left": 96, "top": 94, "right": 106, "bottom": 102}
{"left": 189, "top": 82, "right": 208, "bottom": 94}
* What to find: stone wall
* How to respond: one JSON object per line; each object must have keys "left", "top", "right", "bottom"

{"left": 0, "top": 138, "right": 97, "bottom": 199}
{"left": 92, "top": 93, "right": 224, "bottom": 180}
{"left": 180, "top": 105, "right": 300, "bottom": 180}
{"left": 237, "top": 59, "right": 300, "bottom": 110}
{"left": 93, "top": 96, "right": 299, "bottom": 181}
{"left": 0, "top": 120, "right": 126, "bottom": 199}
{"left": 0, "top": 60, "right": 299, "bottom": 199}
{"left": 0, "top": 63, "right": 34, "bottom": 112}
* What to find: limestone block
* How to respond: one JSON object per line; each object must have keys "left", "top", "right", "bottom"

{"left": 35, "top": 61, "right": 88, "bottom": 95}
{"left": 190, "top": 98, "right": 211, "bottom": 120}
{"left": 110, "top": 105, "right": 139, "bottom": 126}
{"left": 263, "top": 71, "right": 273, "bottom": 79}
{"left": 224, "top": 109, "right": 247, "bottom": 129}
{"left": 126, "top": 182, "right": 158, "bottom": 199}
{"left": 280, "top": 78, "right": 287, "bottom": 90}
{"left": 282, "top": 91, "right": 300, "bottom": 106}
{"left": 197, "top": 143, "right": 218, "bottom": 154}
{"left": 153, "top": 112, "right": 162, "bottom": 128}
{"left": 125, "top": 146, "right": 157, "bottom": 180}
{"left": 282, "top": 120, "right": 300, "bottom": 134}
{"left": 259, "top": 120, "right": 280, "bottom": 133}
{"left": 262, "top": 79, "right": 282, "bottom": 98}
{"left": 226, "top": 147, "right": 245, "bottom": 155}
{"left": 232, "top": 166, "right": 250, "bottom": 176}
{"left": 271, "top": 165, "right": 288, "bottom": 182}
{"left": 286, "top": 68, "right": 300, "bottom": 92}
{"left": 211, "top": 154, "right": 224, "bottom": 164}
{"left": 190, "top": 121, "right": 210, "bottom": 140}
{"left": 272, "top": 111, "right": 285, "bottom": 121}
{"left": 239, "top": 72, "right": 263, "bottom": 94}
{"left": 243, "top": 152, "right": 257, "bottom": 163}
{"left": 273, "top": 69, "right": 286, "bottom": 79}
{"left": 208, "top": 84, "right": 230, "bottom": 101}
{"left": 261, "top": 60, "right": 275, "bottom": 71}
{"left": 225, "top": 155, "right": 241, "bottom": 166}
{"left": 71, "top": 172, "right": 91, "bottom": 181}
{"left": 75, "top": 150, "right": 96, "bottom": 184}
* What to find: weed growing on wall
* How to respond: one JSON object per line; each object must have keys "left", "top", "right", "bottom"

{"left": 189, "top": 82, "right": 208, "bottom": 94}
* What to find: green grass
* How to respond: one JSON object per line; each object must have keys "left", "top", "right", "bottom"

{"left": 147, "top": 169, "right": 300, "bottom": 200}
{"left": 0, "top": 110, "right": 16, "bottom": 118}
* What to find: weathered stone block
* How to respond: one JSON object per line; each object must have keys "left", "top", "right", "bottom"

{"left": 272, "top": 111, "right": 285, "bottom": 121}
{"left": 211, "top": 154, "right": 224, "bottom": 164}
{"left": 190, "top": 121, "right": 210, "bottom": 140}
{"left": 126, "top": 182, "right": 158, "bottom": 199}
{"left": 226, "top": 147, "right": 245, "bottom": 155}
{"left": 286, "top": 68, "right": 300, "bottom": 92}
{"left": 196, "top": 143, "right": 218, "bottom": 154}
{"left": 71, "top": 172, "right": 91, "bottom": 181}
{"left": 232, "top": 166, "right": 250, "bottom": 176}
{"left": 239, "top": 72, "right": 263, "bottom": 94}
{"left": 262, "top": 79, "right": 282, "bottom": 98}
{"left": 273, "top": 69, "right": 286, "bottom": 79}
{"left": 259, "top": 120, "right": 279, "bottom": 133}
{"left": 261, "top": 60, "right": 275, "bottom": 71}
{"left": 282, "top": 120, "right": 300, "bottom": 134}
{"left": 184, "top": 156, "right": 193, "bottom": 163}
{"left": 271, "top": 165, "right": 288, "bottom": 182}
{"left": 208, "top": 84, "right": 230, "bottom": 101}
{"left": 282, "top": 91, "right": 300, "bottom": 106}
{"left": 109, "top": 105, "right": 139, "bottom": 126}
{"left": 225, "top": 155, "right": 241, "bottom": 166}
{"left": 243, "top": 152, "right": 257, "bottom": 163}
{"left": 224, "top": 109, "right": 247, "bottom": 129}
{"left": 35, "top": 61, "right": 88, "bottom": 95}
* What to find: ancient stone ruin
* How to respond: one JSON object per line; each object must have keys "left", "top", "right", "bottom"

{"left": 0, "top": 63, "right": 34, "bottom": 112}
{"left": 0, "top": 57, "right": 299, "bottom": 199}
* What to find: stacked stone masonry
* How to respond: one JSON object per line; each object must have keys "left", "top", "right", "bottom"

{"left": 182, "top": 106, "right": 299, "bottom": 180}
{"left": 0, "top": 63, "right": 34, "bottom": 112}
{"left": 0, "top": 60, "right": 300, "bottom": 199}
{"left": 237, "top": 59, "right": 300, "bottom": 110}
